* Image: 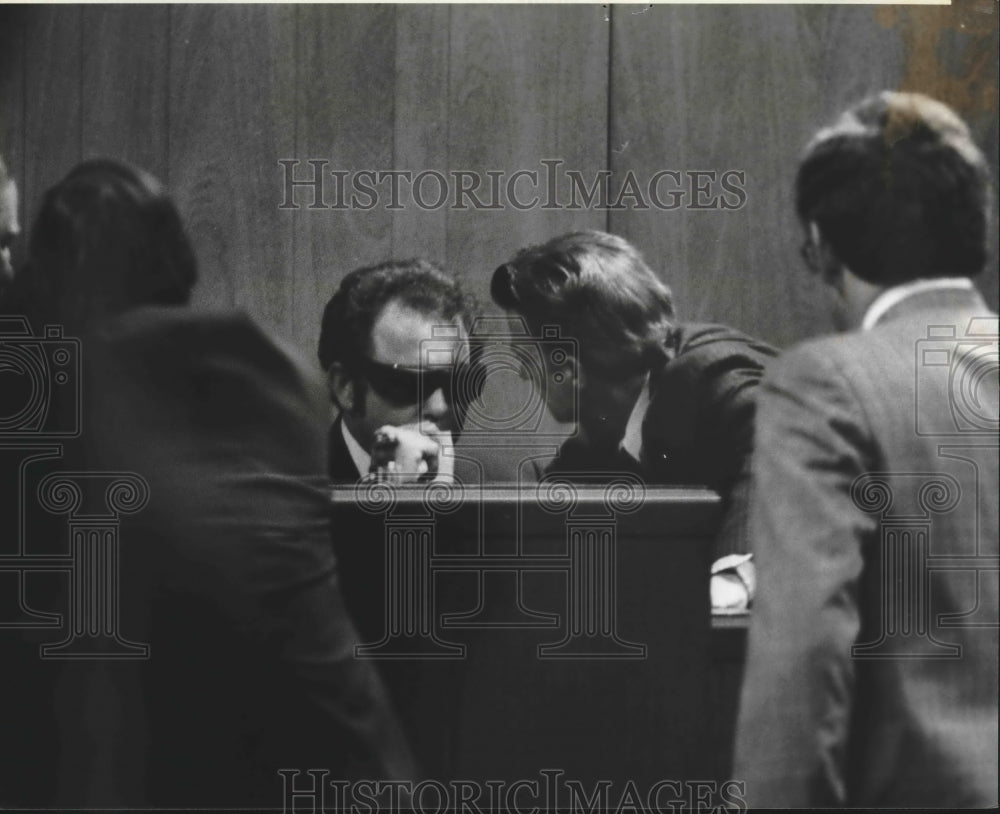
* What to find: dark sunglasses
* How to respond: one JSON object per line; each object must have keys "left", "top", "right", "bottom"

{"left": 357, "top": 357, "right": 479, "bottom": 407}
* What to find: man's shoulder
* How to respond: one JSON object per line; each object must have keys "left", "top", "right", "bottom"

{"left": 759, "top": 331, "right": 870, "bottom": 392}
{"left": 780, "top": 294, "right": 999, "bottom": 376}
{"left": 771, "top": 321, "right": 942, "bottom": 385}
{"left": 103, "top": 306, "right": 288, "bottom": 365}
{"left": 86, "top": 307, "right": 331, "bottom": 476}
{"left": 655, "top": 321, "right": 777, "bottom": 398}
{"left": 779, "top": 330, "right": 865, "bottom": 363}
{"left": 642, "top": 323, "right": 775, "bottom": 480}
{"left": 99, "top": 306, "right": 323, "bottom": 396}
{"left": 758, "top": 330, "right": 917, "bottom": 436}
{"left": 675, "top": 321, "right": 778, "bottom": 361}
{"left": 103, "top": 304, "right": 256, "bottom": 340}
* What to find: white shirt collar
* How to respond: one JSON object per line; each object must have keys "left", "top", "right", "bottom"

{"left": 619, "top": 373, "right": 651, "bottom": 464}
{"left": 341, "top": 421, "right": 371, "bottom": 477}
{"left": 862, "top": 277, "right": 975, "bottom": 331}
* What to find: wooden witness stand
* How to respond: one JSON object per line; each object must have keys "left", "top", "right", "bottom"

{"left": 331, "top": 484, "right": 747, "bottom": 789}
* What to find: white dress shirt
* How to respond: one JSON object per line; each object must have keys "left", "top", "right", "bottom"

{"left": 862, "top": 277, "right": 975, "bottom": 331}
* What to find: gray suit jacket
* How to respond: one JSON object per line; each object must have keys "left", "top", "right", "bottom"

{"left": 734, "top": 286, "right": 998, "bottom": 807}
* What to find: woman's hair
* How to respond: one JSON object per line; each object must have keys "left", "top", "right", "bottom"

{"left": 27, "top": 159, "right": 197, "bottom": 328}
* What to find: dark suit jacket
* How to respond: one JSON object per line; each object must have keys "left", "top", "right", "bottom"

{"left": 50, "top": 307, "right": 415, "bottom": 808}
{"left": 547, "top": 323, "right": 776, "bottom": 557}
{"left": 326, "top": 417, "right": 390, "bottom": 651}
{"left": 734, "top": 287, "right": 998, "bottom": 806}
{"left": 325, "top": 418, "right": 446, "bottom": 757}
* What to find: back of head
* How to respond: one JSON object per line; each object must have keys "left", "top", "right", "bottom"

{"left": 491, "top": 230, "right": 675, "bottom": 374}
{"left": 27, "top": 159, "right": 197, "bottom": 329}
{"left": 317, "top": 258, "right": 470, "bottom": 373}
{"left": 796, "top": 91, "right": 992, "bottom": 286}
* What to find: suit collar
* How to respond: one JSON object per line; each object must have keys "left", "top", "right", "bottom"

{"left": 619, "top": 373, "right": 651, "bottom": 464}
{"left": 328, "top": 418, "right": 364, "bottom": 482}
{"left": 863, "top": 278, "right": 988, "bottom": 329}
{"left": 340, "top": 420, "right": 371, "bottom": 475}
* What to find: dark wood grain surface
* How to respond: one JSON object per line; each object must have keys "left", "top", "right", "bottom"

{"left": 21, "top": 6, "right": 82, "bottom": 233}
{"left": 4, "top": 3, "right": 994, "bottom": 349}
{"left": 331, "top": 486, "right": 724, "bottom": 785}
{"left": 392, "top": 4, "right": 451, "bottom": 270}
{"left": 293, "top": 5, "right": 396, "bottom": 352}
{"left": 169, "top": 4, "right": 297, "bottom": 337}
{"left": 608, "top": 4, "right": 932, "bottom": 346}
{"left": 83, "top": 6, "right": 169, "bottom": 179}
{"left": 445, "top": 4, "right": 608, "bottom": 302}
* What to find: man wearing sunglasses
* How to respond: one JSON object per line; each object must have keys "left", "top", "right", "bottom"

{"left": 491, "top": 230, "right": 776, "bottom": 610}
{"left": 317, "top": 258, "right": 472, "bottom": 484}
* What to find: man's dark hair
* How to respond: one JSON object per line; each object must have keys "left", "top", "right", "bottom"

{"left": 491, "top": 230, "right": 675, "bottom": 375}
{"left": 317, "top": 258, "right": 470, "bottom": 374}
{"left": 796, "top": 91, "right": 992, "bottom": 286}
{"left": 27, "top": 159, "right": 197, "bottom": 328}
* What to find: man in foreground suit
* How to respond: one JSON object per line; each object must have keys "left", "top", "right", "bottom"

{"left": 491, "top": 230, "right": 776, "bottom": 606}
{"left": 317, "top": 259, "right": 473, "bottom": 484}
{"left": 734, "top": 92, "right": 998, "bottom": 806}
{"left": 17, "top": 161, "right": 415, "bottom": 807}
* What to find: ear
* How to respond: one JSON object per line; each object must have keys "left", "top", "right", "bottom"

{"left": 808, "top": 220, "right": 849, "bottom": 288}
{"left": 810, "top": 221, "right": 843, "bottom": 269}
{"left": 568, "top": 352, "right": 584, "bottom": 390}
{"left": 327, "top": 363, "right": 355, "bottom": 414}
{"left": 808, "top": 220, "right": 822, "bottom": 247}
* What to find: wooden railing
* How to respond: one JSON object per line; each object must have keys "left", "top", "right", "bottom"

{"left": 330, "top": 485, "right": 747, "bottom": 786}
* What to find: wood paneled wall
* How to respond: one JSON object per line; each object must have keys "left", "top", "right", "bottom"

{"left": 1, "top": 3, "right": 997, "bottom": 357}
